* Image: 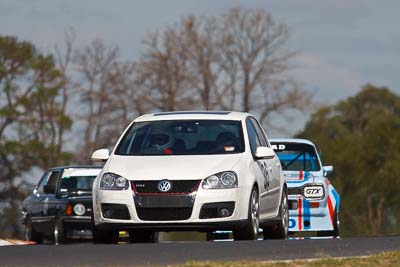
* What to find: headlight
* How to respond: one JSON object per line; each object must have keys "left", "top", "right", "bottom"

{"left": 100, "top": 173, "right": 129, "bottom": 190}
{"left": 202, "top": 171, "right": 238, "bottom": 189}
{"left": 303, "top": 184, "right": 324, "bottom": 199}
{"left": 73, "top": 204, "right": 86, "bottom": 216}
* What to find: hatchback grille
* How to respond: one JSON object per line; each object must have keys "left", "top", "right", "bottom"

{"left": 136, "top": 207, "right": 192, "bottom": 221}
{"left": 131, "top": 180, "right": 200, "bottom": 194}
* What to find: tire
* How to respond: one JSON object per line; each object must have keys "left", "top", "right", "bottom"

{"left": 128, "top": 230, "right": 158, "bottom": 243}
{"left": 333, "top": 210, "right": 340, "bottom": 237}
{"left": 206, "top": 232, "right": 214, "bottom": 241}
{"left": 91, "top": 211, "right": 119, "bottom": 244}
{"left": 263, "top": 189, "right": 288, "bottom": 239}
{"left": 53, "top": 214, "right": 67, "bottom": 244}
{"left": 25, "top": 216, "right": 42, "bottom": 244}
{"left": 233, "top": 187, "right": 259, "bottom": 241}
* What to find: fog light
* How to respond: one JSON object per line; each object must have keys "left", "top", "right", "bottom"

{"left": 103, "top": 209, "right": 113, "bottom": 219}
{"left": 219, "top": 208, "right": 230, "bottom": 217}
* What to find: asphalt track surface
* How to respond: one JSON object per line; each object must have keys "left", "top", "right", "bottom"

{"left": 0, "top": 236, "right": 399, "bottom": 266}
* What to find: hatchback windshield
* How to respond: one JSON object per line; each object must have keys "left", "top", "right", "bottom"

{"left": 59, "top": 175, "right": 97, "bottom": 194}
{"left": 116, "top": 120, "right": 245, "bottom": 155}
{"left": 271, "top": 143, "right": 321, "bottom": 171}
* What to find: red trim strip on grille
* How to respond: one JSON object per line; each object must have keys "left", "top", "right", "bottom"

{"left": 130, "top": 180, "right": 201, "bottom": 196}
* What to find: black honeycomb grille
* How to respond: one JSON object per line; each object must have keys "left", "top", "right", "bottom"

{"left": 136, "top": 207, "right": 192, "bottom": 221}
{"left": 132, "top": 180, "right": 200, "bottom": 194}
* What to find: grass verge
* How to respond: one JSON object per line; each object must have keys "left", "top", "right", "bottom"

{"left": 172, "top": 251, "right": 400, "bottom": 267}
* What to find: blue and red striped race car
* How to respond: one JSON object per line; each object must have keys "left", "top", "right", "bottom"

{"left": 270, "top": 139, "right": 340, "bottom": 237}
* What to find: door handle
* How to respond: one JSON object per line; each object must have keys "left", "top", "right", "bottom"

{"left": 268, "top": 166, "right": 273, "bottom": 173}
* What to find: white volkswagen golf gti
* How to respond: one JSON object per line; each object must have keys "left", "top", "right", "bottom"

{"left": 91, "top": 111, "right": 287, "bottom": 243}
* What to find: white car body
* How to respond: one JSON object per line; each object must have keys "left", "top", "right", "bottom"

{"left": 270, "top": 138, "right": 340, "bottom": 236}
{"left": 92, "top": 111, "right": 286, "bottom": 240}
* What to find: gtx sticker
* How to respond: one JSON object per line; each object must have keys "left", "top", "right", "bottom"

{"left": 303, "top": 186, "right": 324, "bottom": 198}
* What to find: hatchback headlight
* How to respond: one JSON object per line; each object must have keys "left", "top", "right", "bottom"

{"left": 100, "top": 173, "right": 129, "bottom": 190}
{"left": 202, "top": 171, "right": 238, "bottom": 189}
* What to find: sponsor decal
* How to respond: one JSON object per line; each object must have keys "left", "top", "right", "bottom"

{"left": 271, "top": 144, "right": 286, "bottom": 150}
{"left": 303, "top": 186, "right": 324, "bottom": 199}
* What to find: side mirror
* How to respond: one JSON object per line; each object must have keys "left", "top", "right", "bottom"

{"left": 323, "top": 165, "right": 333, "bottom": 175}
{"left": 91, "top": 149, "right": 110, "bottom": 162}
{"left": 43, "top": 185, "right": 55, "bottom": 194}
{"left": 33, "top": 188, "right": 38, "bottom": 195}
{"left": 254, "top": 146, "right": 275, "bottom": 160}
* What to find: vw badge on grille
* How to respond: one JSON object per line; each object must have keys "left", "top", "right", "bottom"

{"left": 158, "top": 180, "right": 172, "bottom": 192}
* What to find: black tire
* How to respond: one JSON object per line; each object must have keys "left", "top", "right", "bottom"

{"left": 128, "top": 230, "right": 158, "bottom": 243}
{"left": 263, "top": 189, "right": 289, "bottom": 239}
{"left": 317, "top": 210, "right": 340, "bottom": 237}
{"left": 53, "top": 214, "right": 67, "bottom": 244}
{"left": 333, "top": 210, "right": 340, "bottom": 237}
{"left": 206, "top": 232, "right": 214, "bottom": 241}
{"left": 91, "top": 211, "right": 119, "bottom": 244}
{"left": 233, "top": 187, "right": 259, "bottom": 241}
{"left": 24, "top": 216, "right": 42, "bottom": 244}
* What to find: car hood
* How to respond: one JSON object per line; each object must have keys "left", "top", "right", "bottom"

{"left": 60, "top": 195, "right": 92, "bottom": 203}
{"left": 106, "top": 154, "right": 244, "bottom": 180}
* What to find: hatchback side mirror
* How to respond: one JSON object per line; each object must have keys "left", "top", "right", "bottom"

{"left": 254, "top": 146, "right": 275, "bottom": 160}
{"left": 323, "top": 165, "right": 333, "bottom": 175}
{"left": 91, "top": 149, "right": 110, "bottom": 162}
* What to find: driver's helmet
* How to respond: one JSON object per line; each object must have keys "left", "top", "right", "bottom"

{"left": 149, "top": 131, "right": 175, "bottom": 150}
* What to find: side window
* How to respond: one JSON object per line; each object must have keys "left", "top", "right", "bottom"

{"left": 37, "top": 171, "right": 61, "bottom": 194}
{"left": 36, "top": 172, "right": 51, "bottom": 194}
{"left": 246, "top": 118, "right": 262, "bottom": 154}
{"left": 249, "top": 118, "right": 269, "bottom": 147}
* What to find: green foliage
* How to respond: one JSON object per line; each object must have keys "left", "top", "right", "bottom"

{"left": 0, "top": 36, "right": 72, "bottom": 238}
{"left": 297, "top": 85, "right": 400, "bottom": 236}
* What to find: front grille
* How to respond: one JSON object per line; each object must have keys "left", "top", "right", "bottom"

{"left": 288, "top": 187, "right": 302, "bottom": 196}
{"left": 136, "top": 207, "right": 192, "bottom": 221}
{"left": 132, "top": 180, "right": 200, "bottom": 194}
{"left": 101, "top": 204, "right": 131, "bottom": 220}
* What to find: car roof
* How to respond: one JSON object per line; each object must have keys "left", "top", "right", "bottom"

{"left": 270, "top": 138, "right": 316, "bottom": 147}
{"left": 134, "top": 110, "right": 253, "bottom": 122}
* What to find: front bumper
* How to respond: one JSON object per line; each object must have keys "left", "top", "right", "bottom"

{"left": 287, "top": 195, "right": 333, "bottom": 232}
{"left": 62, "top": 216, "right": 92, "bottom": 229}
{"left": 94, "top": 186, "right": 251, "bottom": 231}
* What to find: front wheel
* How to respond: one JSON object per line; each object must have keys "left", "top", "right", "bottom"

{"left": 91, "top": 211, "right": 119, "bottom": 244}
{"left": 233, "top": 187, "right": 259, "bottom": 241}
{"left": 263, "top": 189, "right": 288, "bottom": 239}
{"left": 53, "top": 214, "right": 67, "bottom": 244}
{"left": 25, "top": 216, "right": 42, "bottom": 244}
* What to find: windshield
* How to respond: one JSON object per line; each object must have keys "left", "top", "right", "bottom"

{"left": 115, "top": 120, "right": 245, "bottom": 155}
{"left": 59, "top": 175, "right": 97, "bottom": 194}
{"left": 271, "top": 142, "right": 321, "bottom": 171}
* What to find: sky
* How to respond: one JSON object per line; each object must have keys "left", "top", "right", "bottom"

{"left": 1, "top": 0, "right": 399, "bottom": 134}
